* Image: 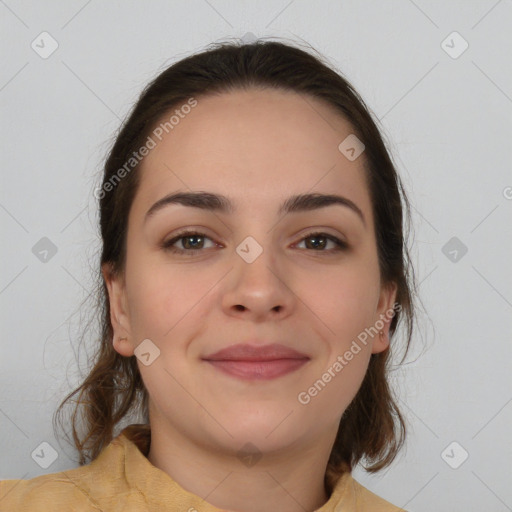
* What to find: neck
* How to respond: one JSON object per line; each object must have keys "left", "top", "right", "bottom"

{"left": 147, "top": 421, "right": 335, "bottom": 512}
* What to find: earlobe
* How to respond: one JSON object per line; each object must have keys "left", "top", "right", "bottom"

{"left": 113, "top": 335, "right": 134, "bottom": 357}
{"left": 372, "top": 330, "right": 390, "bottom": 354}
{"left": 102, "top": 263, "right": 134, "bottom": 357}
{"left": 371, "top": 281, "right": 398, "bottom": 354}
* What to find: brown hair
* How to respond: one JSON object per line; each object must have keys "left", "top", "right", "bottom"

{"left": 54, "top": 39, "right": 417, "bottom": 474}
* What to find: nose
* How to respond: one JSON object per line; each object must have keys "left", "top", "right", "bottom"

{"left": 221, "top": 239, "right": 295, "bottom": 322}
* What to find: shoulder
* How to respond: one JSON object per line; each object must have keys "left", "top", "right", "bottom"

{"left": 350, "top": 476, "right": 407, "bottom": 511}
{"left": 0, "top": 466, "right": 99, "bottom": 511}
{"left": 327, "top": 471, "right": 407, "bottom": 512}
{"left": 0, "top": 436, "right": 134, "bottom": 511}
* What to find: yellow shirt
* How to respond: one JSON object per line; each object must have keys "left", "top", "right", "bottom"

{"left": 0, "top": 424, "right": 406, "bottom": 511}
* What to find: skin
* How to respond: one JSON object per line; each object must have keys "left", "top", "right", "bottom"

{"left": 103, "top": 88, "right": 397, "bottom": 512}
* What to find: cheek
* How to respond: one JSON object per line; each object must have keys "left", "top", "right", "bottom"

{"left": 298, "top": 351, "right": 371, "bottom": 428}
{"left": 310, "top": 260, "right": 380, "bottom": 416}
{"left": 296, "top": 263, "right": 378, "bottom": 419}
{"left": 124, "top": 250, "right": 220, "bottom": 341}
{"left": 305, "top": 256, "right": 380, "bottom": 338}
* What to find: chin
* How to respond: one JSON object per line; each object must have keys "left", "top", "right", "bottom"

{"left": 221, "top": 410, "right": 301, "bottom": 446}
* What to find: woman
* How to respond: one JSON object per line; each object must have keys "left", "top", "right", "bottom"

{"left": 0, "top": 39, "right": 416, "bottom": 511}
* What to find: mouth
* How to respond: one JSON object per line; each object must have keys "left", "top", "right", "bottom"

{"left": 202, "top": 343, "right": 310, "bottom": 380}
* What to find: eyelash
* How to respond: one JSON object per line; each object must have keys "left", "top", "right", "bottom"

{"left": 161, "top": 229, "right": 348, "bottom": 256}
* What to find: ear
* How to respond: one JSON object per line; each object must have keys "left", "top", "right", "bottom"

{"left": 102, "top": 262, "right": 134, "bottom": 357}
{"left": 371, "top": 280, "right": 398, "bottom": 355}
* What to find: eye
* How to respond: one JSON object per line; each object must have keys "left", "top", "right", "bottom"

{"left": 294, "top": 232, "right": 347, "bottom": 252}
{"left": 161, "top": 229, "right": 348, "bottom": 256}
{"left": 161, "top": 230, "right": 218, "bottom": 255}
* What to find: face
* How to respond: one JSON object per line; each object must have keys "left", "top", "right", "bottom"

{"left": 104, "top": 88, "right": 397, "bottom": 457}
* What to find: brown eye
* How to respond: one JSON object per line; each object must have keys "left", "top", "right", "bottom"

{"left": 295, "top": 232, "right": 347, "bottom": 252}
{"left": 162, "top": 231, "right": 217, "bottom": 255}
{"left": 161, "top": 230, "right": 347, "bottom": 256}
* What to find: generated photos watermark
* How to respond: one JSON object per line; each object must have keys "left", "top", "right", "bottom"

{"left": 94, "top": 97, "right": 198, "bottom": 200}
{"left": 297, "top": 302, "right": 401, "bottom": 405}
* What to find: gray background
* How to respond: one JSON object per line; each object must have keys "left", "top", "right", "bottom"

{"left": 1, "top": 1, "right": 511, "bottom": 511}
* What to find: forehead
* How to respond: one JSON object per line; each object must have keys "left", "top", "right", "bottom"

{"left": 134, "top": 88, "right": 372, "bottom": 221}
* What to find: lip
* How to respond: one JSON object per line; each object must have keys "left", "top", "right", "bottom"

{"left": 204, "top": 343, "right": 309, "bottom": 361}
{"left": 202, "top": 343, "right": 310, "bottom": 381}
{"left": 206, "top": 359, "right": 309, "bottom": 380}
{"left": 203, "top": 343, "right": 309, "bottom": 380}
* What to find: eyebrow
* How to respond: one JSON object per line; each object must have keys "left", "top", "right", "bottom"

{"left": 145, "top": 191, "right": 366, "bottom": 226}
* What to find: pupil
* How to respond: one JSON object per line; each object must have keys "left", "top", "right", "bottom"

{"left": 307, "top": 236, "right": 326, "bottom": 250}
{"left": 181, "top": 235, "right": 328, "bottom": 250}
{"left": 185, "top": 235, "right": 203, "bottom": 249}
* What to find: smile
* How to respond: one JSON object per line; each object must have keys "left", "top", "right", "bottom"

{"left": 205, "top": 358, "right": 309, "bottom": 380}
